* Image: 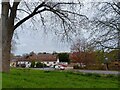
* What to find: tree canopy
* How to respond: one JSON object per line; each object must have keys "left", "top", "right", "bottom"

{"left": 58, "top": 53, "right": 70, "bottom": 63}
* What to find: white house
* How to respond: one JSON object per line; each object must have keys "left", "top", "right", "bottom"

{"left": 10, "top": 58, "right": 17, "bottom": 67}
{"left": 17, "top": 60, "right": 31, "bottom": 68}
{"left": 10, "top": 53, "right": 59, "bottom": 68}
{"left": 37, "top": 54, "right": 59, "bottom": 67}
{"left": 10, "top": 55, "right": 32, "bottom": 68}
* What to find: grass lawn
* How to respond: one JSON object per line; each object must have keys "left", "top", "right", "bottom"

{"left": 2, "top": 68, "right": 119, "bottom": 88}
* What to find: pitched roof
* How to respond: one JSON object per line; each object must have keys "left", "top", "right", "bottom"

{"left": 37, "top": 54, "right": 57, "bottom": 62}
{"left": 11, "top": 53, "right": 57, "bottom": 62}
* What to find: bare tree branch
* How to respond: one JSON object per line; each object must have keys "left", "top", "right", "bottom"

{"left": 17, "top": 9, "right": 30, "bottom": 14}
{"left": 14, "top": 8, "right": 46, "bottom": 30}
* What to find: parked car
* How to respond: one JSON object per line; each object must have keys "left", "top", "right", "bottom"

{"left": 55, "top": 65, "right": 65, "bottom": 70}
{"left": 21, "top": 64, "right": 26, "bottom": 68}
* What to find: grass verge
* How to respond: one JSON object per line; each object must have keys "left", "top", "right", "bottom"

{"left": 2, "top": 68, "right": 119, "bottom": 88}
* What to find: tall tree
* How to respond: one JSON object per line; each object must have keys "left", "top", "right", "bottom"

{"left": 0, "top": 19, "right": 2, "bottom": 72}
{"left": 1, "top": 0, "right": 87, "bottom": 72}
{"left": 89, "top": 2, "right": 120, "bottom": 61}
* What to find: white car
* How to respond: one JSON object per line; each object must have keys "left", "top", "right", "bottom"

{"left": 55, "top": 65, "right": 65, "bottom": 70}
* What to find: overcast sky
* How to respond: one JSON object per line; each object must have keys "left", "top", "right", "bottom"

{"left": 13, "top": 26, "right": 71, "bottom": 55}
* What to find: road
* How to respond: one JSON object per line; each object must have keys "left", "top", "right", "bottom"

{"left": 31, "top": 67, "right": 119, "bottom": 75}
{"left": 73, "top": 70, "right": 119, "bottom": 75}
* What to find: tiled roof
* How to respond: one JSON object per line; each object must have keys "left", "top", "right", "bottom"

{"left": 11, "top": 54, "right": 57, "bottom": 62}
{"left": 37, "top": 54, "right": 57, "bottom": 61}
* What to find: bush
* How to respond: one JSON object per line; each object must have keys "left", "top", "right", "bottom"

{"left": 36, "top": 62, "right": 47, "bottom": 68}
{"left": 31, "top": 61, "right": 35, "bottom": 68}
{"left": 85, "top": 64, "right": 105, "bottom": 70}
{"left": 73, "top": 65, "right": 80, "bottom": 69}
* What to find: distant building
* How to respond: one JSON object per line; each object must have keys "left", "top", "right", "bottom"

{"left": 37, "top": 54, "right": 59, "bottom": 67}
{"left": 10, "top": 56, "right": 31, "bottom": 68}
{"left": 10, "top": 53, "right": 59, "bottom": 68}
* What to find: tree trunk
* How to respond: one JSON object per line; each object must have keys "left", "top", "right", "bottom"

{"left": 0, "top": 19, "right": 2, "bottom": 72}
{"left": 2, "top": 19, "right": 13, "bottom": 73}
{"left": 2, "top": 42, "right": 11, "bottom": 73}
{"left": 2, "top": 21, "right": 13, "bottom": 73}
{"left": 1, "top": 2, "right": 13, "bottom": 73}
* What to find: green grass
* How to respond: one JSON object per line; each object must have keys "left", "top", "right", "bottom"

{"left": 2, "top": 68, "right": 119, "bottom": 88}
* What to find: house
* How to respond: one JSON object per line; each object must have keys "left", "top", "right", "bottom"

{"left": 37, "top": 53, "right": 59, "bottom": 67}
{"left": 16, "top": 53, "right": 38, "bottom": 68}
{"left": 10, "top": 55, "right": 32, "bottom": 68}
{"left": 10, "top": 58, "right": 17, "bottom": 67}
{"left": 10, "top": 53, "right": 59, "bottom": 68}
{"left": 17, "top": 59, "right": 31, "bottom": 68}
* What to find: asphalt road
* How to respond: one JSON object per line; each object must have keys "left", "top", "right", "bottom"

{"left": 31, "top": 67, "right": 119, "bottom": 75}
{"left": 74, "top": 70, "right": 119, "bottom": 75}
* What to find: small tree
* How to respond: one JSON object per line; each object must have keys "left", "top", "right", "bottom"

{"left": 70, "top": 38, "right": 95, "bottom": 66}
{"left": 58, "top": 53, "right": 70, "bottom": 64}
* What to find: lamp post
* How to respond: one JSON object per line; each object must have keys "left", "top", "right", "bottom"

{"left": 104, "top": 57, "right": 109, "bottom": 70}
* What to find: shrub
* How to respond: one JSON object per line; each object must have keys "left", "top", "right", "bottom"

{"left": 36, "top": 62, "right": 42, "bottom": 68}
{"left": 31, "top": 61, "right": 35, "bottom": 68}
{"left": 85, "top": 64, "right": 105, "bottom": 70}
{"left": 36, "top": 62, "right": 47, "bottom": 68}
{"left": 73, "top": 65, "right": 80, "bottom": 69}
